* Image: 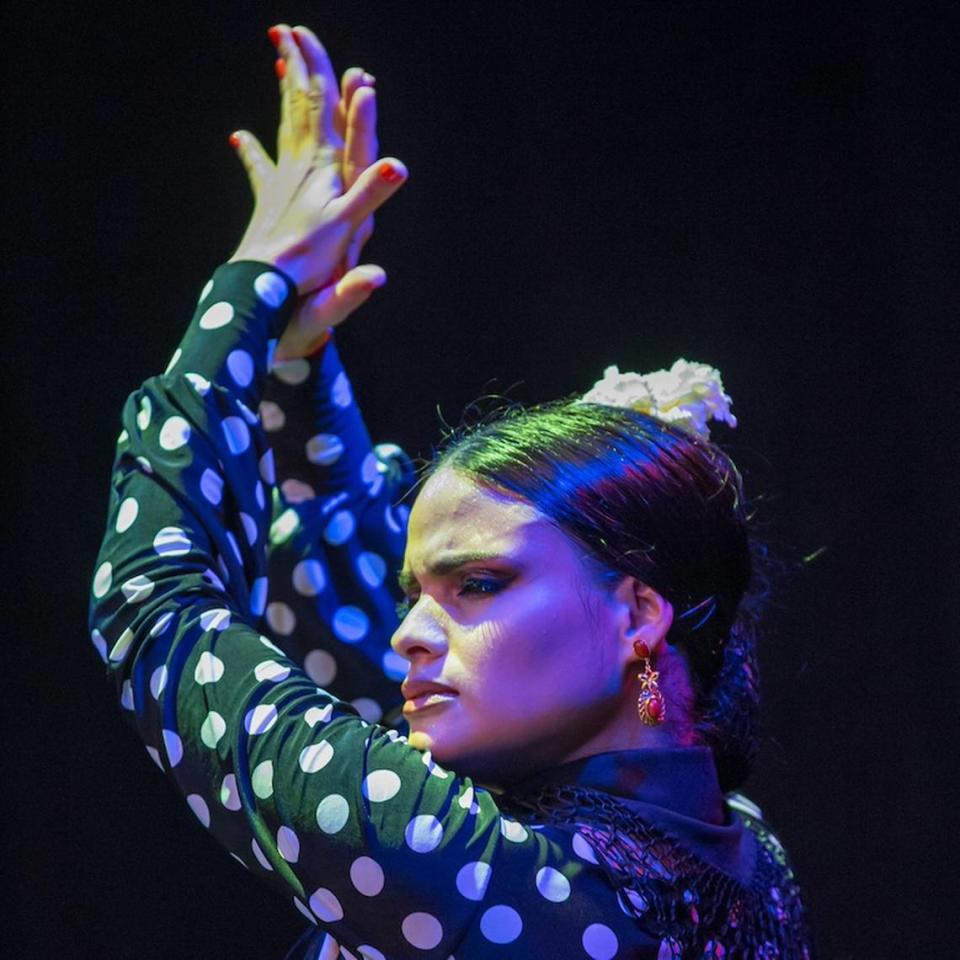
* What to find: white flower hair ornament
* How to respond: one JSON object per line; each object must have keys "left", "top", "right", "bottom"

{"left": 578, "top": 359, "right": 737, "bottom": 440}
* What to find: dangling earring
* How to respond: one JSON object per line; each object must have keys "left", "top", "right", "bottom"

{"left": 633, "top": 640, "right": 666, "bottom": 726}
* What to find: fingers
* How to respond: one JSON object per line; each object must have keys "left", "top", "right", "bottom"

{"left": 343, "top": 86, "right": 378, "bottom": 191}
{"left": 334, "top": 157, "right": 408, "bottom": 227}
{"left": 290, "top": 24, "right": 341, "bottom": 147}
{"left": 282, "top": 265, "right": 386, "bottom": 358}
{"left": 229, "top": 130, "right": 274, "bottom": 197}
{"left": 335, "top": 67, "right": 369, "bottom": 141}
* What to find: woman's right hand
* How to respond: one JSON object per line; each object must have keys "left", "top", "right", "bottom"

{"left": 229, "top": 24, "right": 406, "bottom": 309}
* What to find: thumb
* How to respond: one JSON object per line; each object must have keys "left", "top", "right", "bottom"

{"left": 303, "top": 264, "right": 387, "bottom": 331}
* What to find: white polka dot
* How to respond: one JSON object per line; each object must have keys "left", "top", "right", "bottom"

{"left": 198, "top": 278, "right": 214, "bottom": 302}
{"left": 200, "top": 469, "right": 223, "bottom": 505}
{"left": 109, "top": 628, "right": 134, "bottom": 663}
{"left": 226, "top": 529, "right": 243, "bottom": 565}
{"left": 293, "top": 897, "right": 316, "bottom": 924}
{"left": 121, "top": 681, "right": 135, "bottom": 711}
{"left": 165, "top": 347, "right": 182, "bottom": 373}
{"left": 203, "top": 567, "right": 226, "bottom": 591}
{"left": 254, "top": 659, "right": 290, "bottom": 683}
{"left": 220, "top": 774, "right": 241, "bottom": 810}
{"left": 255, "top": 480, "right": 266, "bottom": 510}
{"left": 244, "top": 703, "right": 278, "bottom": 734}
{"left": 323, "top": 509, "right": 355, "bottom": 545}
{"left": 251, "top": 837, "right": 273, "bottom": 871}
{"left": 277, "top": 826, "right": 300, "bottom": 863}
{"left": 333, "top": 605, "right": 368, "bottom": 642}
{"left": 227, "top": 349, "right": 254, "bottom": 387}
{"left": 200, "top": 608, "right": 231, "bottom": 631}
{"left": 163, "top": 729, "right": 183, "bottom": 767}
{"left": 93, "top": 561, "right": 112, "bottom": 598}
{"left": 260, "top": 636, "right": 286, "bottom": 656}
{"left": 150, "top": 665, "right": 168, "bottom": 699}
{"left": 116, "top": 497, "right": 139, "bottom": 533}
{"left": 280, "top": 478, "right": 316, "bottom": 503}
{"left": 222, "top": 416, "right": 250, "bottom": 455}
{"left": 252, "top": 760, "right": 274, "bottom": 799}
{"left": 457, "top": 786, "right": 475, "bottom": 810}
{"left": 250, "top": 576, "right": 267, "bottom": 616}
{"left": 356, "top": 552, "right": 387, "bottom": 588}
{"left": 159, "top": 416, "right": 191, "bottom": 451}
{"left": 381, "top": 650, "right": 408, "bottom": 681}
{"left": 90, "top": 628, "right": 108, "bottom": 662}
{"left": 306, "top": 433, "right": 345, "bottom": 466}
{"left": 186, "top": 794, "right": 210, "bottom": 828}
{"left": 117, "top": 429, "right": 129, "bottom": 445}
{"left": 308, "top": 887, "right": 344, "bottom": 922}
{"left": 299, "top": 740, "right": 334, "bottom": 773}
{"left": 536, "top": 866, "right": 571, "bottom": 902}
{"left": 136, "top": 395, "right": 152, "bottom": 431}
{"left": 259, "top": 400, "right": 285, "bottom": 431}
{"left": 350, "top": 856, "right": 385, "bottom": 896}
{"left": 456, "top": 861, "right": 492, "bottom": 901}
{"left": 254, "top": 271, "right": 289, "bottom": 308}
{"left": 135, "top": 455, "right": 153, "bottom": 473}
{"left": 363, "top": 769, "right": 402, "bottom": 803}
{"left": 405, "top": 815, "right": 443, "bottom": 853}
{"left": 316, "top": 793, "right": 350, "bottom": 834}
{"left": 201, "top": 711, "right": 226, "bottom": 748}
{"left": 239, "top": 512, "right": 258, "bottom": 546}
{"left": 149, "top": 611, "right": 174, "bottom": 637}
{"left": 573, "top": 832, "right": 599, "bottom": 863}
{"left": 144, "top": 743, "right": 161, "bottom": 766}
{"left": 185, "top": 372, "right": 211, "bottom": 396}
{"left": 351, "top": 697, "right": 382, "bottom": 722}
{"left": 199, "top": 301, "right": 234, "bottom": 329}
{"left": 356, "top": 947, "right": 385, "bottom": 960}
{"left": 153, "top": 526, "right": 191, "bottom": 557}
{"left": 480, "top": 905, "right": 522, "bottom": 944}
{"left": 293, "top": 560, "right": 326, "bottom": 596}
{"left": 121, "top": 575, "right": 155, "bottom": 603}
{"left": 385, "top": 504, "right": 404, "bottom": 534}
{"left": 332, "top": 371, "right": 353, "bottom": 408}
{"left": 195, "top": 651, "right": 225, "bottom": 684}
{"left": 303, "top": 650, "right": 337, "bottom": 687}
{"left": 420, "top": 750, "right": 450, "bottom": 778}
{"left": 259, "top": 449, "right": 276, "bottom": 485}
{"left": 500, "top": 818, "right": 529, "bottom": 843}
{"left": 271, "top": 357, "right": 310, "bottom": 386}
{"left": 266, "top": 601, "right": 296, "bottom": 636}
{"left": 305, "top": 703, "right": 334, "bottom": 727}
{"left": 401, "top": 912, "right": 443, "bottom": 950}
{"left": 582, "top": 923, "right": 619, "bottom": 960}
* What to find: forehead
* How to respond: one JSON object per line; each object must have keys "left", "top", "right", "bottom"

{"left": 405, "top": 468, "right": 546, "bottom": 558}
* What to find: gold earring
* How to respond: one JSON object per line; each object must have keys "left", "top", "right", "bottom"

{"left": 633, "top": 640, "right": 666, "bottom": 726}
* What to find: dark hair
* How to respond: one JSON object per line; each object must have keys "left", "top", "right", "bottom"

{"left": 430, "top": 399, "right": 767, "bottom": 792}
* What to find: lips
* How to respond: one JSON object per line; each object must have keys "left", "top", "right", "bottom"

{"left": 401, "top": 679, "right": 458, "bottom": 715}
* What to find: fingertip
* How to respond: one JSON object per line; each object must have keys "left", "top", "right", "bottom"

{"left": 228, "top": 131, "right": 242, "bottom": 149}
{"left": 377, "top": 158, "right": 408, "bottom": 184}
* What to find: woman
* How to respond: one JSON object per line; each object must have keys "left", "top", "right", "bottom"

{"left": 89, "top": 23, "right": 812, "bottom": 959}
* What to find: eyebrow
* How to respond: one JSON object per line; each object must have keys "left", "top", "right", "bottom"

{"left": 397, "top": 552, "right": 511, "bottom": 594}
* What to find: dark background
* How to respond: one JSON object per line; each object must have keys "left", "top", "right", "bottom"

{"left": 6, "top": 1, "right": 956, "bottom": 957}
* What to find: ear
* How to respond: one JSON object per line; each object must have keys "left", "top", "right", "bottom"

{"left": 611, "top": 577, "right": 674, "bottom": 659}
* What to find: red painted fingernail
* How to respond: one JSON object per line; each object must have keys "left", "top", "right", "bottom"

{"left": 274, "top": 58, "right": 287, "bottom": 79}
{"left": 228, "top": 132, "right": 241, "bottom": 149}
{"left": 267, "top": 26, "right": 281, "bottom": 46}
{"left": 378, "top": 162, "right": 403, "bottom": 184}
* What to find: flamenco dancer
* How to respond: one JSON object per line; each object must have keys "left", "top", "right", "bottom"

{"left": 90, "top": 23, "right": 812, "bottom": 959}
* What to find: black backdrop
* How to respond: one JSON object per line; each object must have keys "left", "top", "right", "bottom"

{"left": 6, "top": 2, "right": 956, "bottom": 957}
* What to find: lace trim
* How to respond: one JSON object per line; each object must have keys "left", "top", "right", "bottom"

{"left": 500, "top": 783, "right": 812, "bottom": 959}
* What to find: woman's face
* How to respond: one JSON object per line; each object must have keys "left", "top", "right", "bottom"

{"left": 391, "top": 467, "right": 632, "bottom": 786}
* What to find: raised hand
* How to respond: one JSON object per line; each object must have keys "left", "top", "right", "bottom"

{"left": 229, "top": 24, "right": 406, "bottom": 357}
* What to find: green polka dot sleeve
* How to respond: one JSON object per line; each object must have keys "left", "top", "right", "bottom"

{"left": 89, "top": 262, "right": 661, "bottom": 960}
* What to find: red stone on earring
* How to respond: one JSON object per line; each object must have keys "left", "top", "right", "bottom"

{"left": 634, "top": 640, "right": 650, "bottom": 659}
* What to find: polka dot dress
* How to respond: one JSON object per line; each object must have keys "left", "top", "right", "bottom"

{"left": 89, "top": 262, "right": 806, "bottom": 959}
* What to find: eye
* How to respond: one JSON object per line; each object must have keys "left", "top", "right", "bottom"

{"left": 457, "top": 575, "right": 508, "bottom": 598}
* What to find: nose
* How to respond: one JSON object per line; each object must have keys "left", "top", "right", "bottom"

{"left": 390, "top": 595, "right": 449, "bottom": 662}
